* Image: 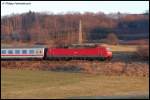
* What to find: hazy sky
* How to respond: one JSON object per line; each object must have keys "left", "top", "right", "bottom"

{"left": 1, "top": 1, "right": 149, "bottom": 16}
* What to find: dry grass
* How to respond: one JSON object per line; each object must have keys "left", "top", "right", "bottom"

{"left": 1, "top": 68, "right": 149, "bottom": 99}
{"left": 1, "top": 61, "right": 149, "bottom": 77}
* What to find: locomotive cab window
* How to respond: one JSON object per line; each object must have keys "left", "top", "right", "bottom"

{"left": 1, "top": 50, "right": 6, "bottom": 54}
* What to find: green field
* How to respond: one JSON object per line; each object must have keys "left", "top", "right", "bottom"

{"left": 1, "top": 68, "right": 149, "bottom": 99}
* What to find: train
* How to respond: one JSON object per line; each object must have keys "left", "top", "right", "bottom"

{"left": 1, "top": 45, "right": 112, "bottom": 61}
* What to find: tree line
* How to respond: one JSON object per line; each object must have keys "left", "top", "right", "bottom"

{"left": 1, "top": 11, "right": 149, "bottom": 45}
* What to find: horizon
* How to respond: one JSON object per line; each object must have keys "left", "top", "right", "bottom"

{"left": 1, "top": 1, "right": 149, "bottom": 16}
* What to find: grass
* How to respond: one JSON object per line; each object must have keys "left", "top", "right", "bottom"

{"left": 1, "top": 68, "right": 149, "bottom": 99}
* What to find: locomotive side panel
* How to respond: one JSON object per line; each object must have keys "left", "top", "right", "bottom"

{"left": 47, "top": 48, "right": 100, "bottom": 57}
{"left": 46, "top": 46, "right": 112, "bottom": 60}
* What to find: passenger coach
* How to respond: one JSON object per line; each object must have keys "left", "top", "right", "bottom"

{"left": 1, "top": 48, "right": 45, "bottom": 59}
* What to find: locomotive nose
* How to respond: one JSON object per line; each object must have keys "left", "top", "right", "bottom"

{"left": 106, "top": 47, "right": 112, "bottom": 58}
{"left": 107, "top": 51, "right": 112, "bottom": 56}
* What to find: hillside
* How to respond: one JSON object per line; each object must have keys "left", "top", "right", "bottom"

{"left": 1, "top": 11, "right": 149, "bottom": 44}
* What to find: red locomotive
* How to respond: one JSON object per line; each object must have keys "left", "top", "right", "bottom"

{"left": 1, "top": 45, "right": 112, "bottom": 61}
{"left": 46, "top": 46, "right": 112, "bottom": 60}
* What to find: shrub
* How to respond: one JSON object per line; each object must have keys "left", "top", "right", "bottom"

{"left": 106, "top": 33, "right": 119, "bottom": 45}
{"left": 135, "top": 45, "right": 149, "bottom": 60}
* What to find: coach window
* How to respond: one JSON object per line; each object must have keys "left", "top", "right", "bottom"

{"left": 15, "top": 50, "right": 20, "bottom": 54}
{"left": 8, "top": 50, "right": 13, "bottom": 54}
{"left": 39, "top": 50, "right": 42, "bottom": 54}
{"left": 22, "top": 50, "right": 27, "bottom": 54}
{"left": 29, "top": 50, "right": 34, "bottom": 54}
{"left": 1, "top": 50, "right": 6, "bottom": 54}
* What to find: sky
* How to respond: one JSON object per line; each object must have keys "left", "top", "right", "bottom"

{"left": 1, "top": 1, "right": 149, "bottom": 16}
